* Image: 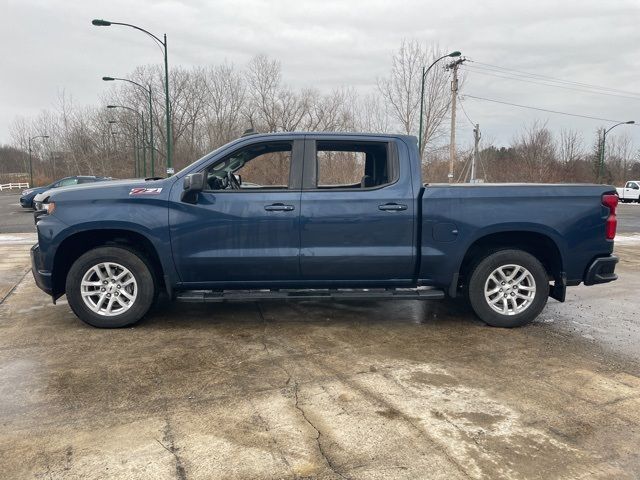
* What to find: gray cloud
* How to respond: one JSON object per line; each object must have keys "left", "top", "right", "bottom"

{"left": 1, "top": 0, "right": 639, "bottom": 148}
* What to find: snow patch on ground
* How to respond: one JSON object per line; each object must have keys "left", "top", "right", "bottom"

{"left": 0, "top": 233, "right": 37, "bottom": 244}
{"left": 615, "top": 234, "right": 640, "bottom": 245}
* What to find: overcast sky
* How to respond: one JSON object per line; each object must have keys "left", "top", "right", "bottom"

{"left": 1, "top": 0, "right": 639, "bottom": 150}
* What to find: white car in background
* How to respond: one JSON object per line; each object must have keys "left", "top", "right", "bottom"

{"left": 616, "top": 181, "right": 640, "bottom": 203}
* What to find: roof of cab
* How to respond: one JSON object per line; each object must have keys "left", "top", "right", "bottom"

{"left": 240, "top": 131, "right": 417, "bottom": 141}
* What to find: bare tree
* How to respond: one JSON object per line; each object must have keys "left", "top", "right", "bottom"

{"left": 204, "top": 63, "right": 246, "bottom": 148}
{"left": 245, "top": 54, "right": 282, "bottom": 132}
{"left": 607, "top": 132, "right": 634, "bottom": 181}
{"left": 377, "top": 40, "right": 452, "bottom": 158}
{"left": 513, "top": 121, "right": 556, "bottom": 182}
{"left": 558, "top": 129, "right": 583, "bottom": 166}
{"left": 352, "top": 93, "right": 390, "bottom": 133}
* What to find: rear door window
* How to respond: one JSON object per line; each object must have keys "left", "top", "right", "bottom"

{"left": 314, "top": 141, "right": 396, "bottom": 190}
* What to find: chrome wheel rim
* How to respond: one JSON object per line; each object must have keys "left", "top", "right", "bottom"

{"left": 484, "top": 264, "right": 536, "bottom": 316}
{"left": 80, "top": 262, "right": 137, "bottom": 317}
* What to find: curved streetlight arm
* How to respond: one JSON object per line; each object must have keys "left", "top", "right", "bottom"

{"left": 598, "top": 120, "right": 635, "bottom": 181}
{"left": 93, "top": 20, "right": 165, "bottom": 47}
{"left": 28, "top": 134, "right": 49, "bottom": 151}
{"left": 105, "top": 76, "right": 149, "bottom": 95}
{"left": 107, "top": 104, "right": 142, "bottom": 119}
{"left": 605, "top": 121, "right": 634, "bottom": 136}
{"left": 107, "top": 106, "right": 145, "bottom": 144}
{"left": 422, "top": 53, "right": 455, "bottom": 81}
{"left": 418, "top": 51, "right": 461, "bottom": 153}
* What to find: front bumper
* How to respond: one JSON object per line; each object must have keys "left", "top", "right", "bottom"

{"left": 33, "top": 209, "right": 46, "bottom": 225}
{"left": 31, "top": 244, "right": 53, "bottom": 295}
{"left": 584, "top": 255, "right": 618, "bottom": 286}
{"left": 20, "top": 197, "right": 33, "bottom": 208}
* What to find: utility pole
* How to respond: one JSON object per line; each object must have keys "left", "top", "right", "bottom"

{"left": 446, "top": 58, "right": 466, "bottom": 183}
{"left": 471, "top": 124, "right": 480, "bottom": 182}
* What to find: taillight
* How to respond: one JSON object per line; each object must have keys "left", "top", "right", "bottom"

{"left": 602, "top": 194, "right": 618, "bottom": 240}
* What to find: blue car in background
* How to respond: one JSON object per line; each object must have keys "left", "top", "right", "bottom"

{"left": 20, "top": 176, "right": 111, "bottom": 209}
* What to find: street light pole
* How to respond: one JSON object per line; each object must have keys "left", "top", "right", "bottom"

{"left": 599, "top": 120, "right": 635, "bottom": 182}
{"left": 109, "top": 120, "right": 139, "bottom": 177}
{"left": 92, "top": 19, "right": 172, "bottom": 175}
{"left": 107, "top": 105, "right": 146, "bottom": 176}
{"left": 28, "top": 135, "right": 49, "bottom": 187}
{"left": 418, "top": 51, "right": 461, "bottom": 155}
{"left": 102, "top": 76, "right": 155, "bottom": 175}
{"left": 163, "top": 33, "right": 171, "bottom": 175}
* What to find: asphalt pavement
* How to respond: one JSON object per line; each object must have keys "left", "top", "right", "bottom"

{"left": 0, "top": 191, "right": 36, "bottom": 234}
{"left": 0, "top": 234, "right": 639, "bottom": 478}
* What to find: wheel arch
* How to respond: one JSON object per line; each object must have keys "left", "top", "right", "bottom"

{"left": 456, "top": 229, "right": 565, "bottom": 298}
{"left": 52, "top": 228, "right": 165, "bottom": 298}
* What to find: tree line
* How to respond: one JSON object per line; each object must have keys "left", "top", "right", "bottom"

{"left": 1, "top": 40, "right": 638, "bottom": 187}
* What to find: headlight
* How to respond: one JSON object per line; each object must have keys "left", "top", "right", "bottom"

{"left": 44, "top": 202, "right": 56, "bottom": 215}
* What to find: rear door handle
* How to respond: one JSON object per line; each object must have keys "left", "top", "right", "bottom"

{"left": 264, "top": 203, "right": 295, "bottom": 212}
{"left": 378, "top": 203, "right": 407, "bottom": 211}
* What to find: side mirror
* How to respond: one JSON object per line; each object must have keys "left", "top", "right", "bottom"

{"left": 181, "top": 172, "right": 205, "bottom": 203}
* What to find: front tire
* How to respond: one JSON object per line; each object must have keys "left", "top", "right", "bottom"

{"left": 65, "top": 246, "right": 155, "bottom": 328}
{"left": 467, "top": 249, "right": 548, "bottom": 328}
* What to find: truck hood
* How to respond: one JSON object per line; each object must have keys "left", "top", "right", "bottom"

{"left": 44, "top": 178, "right": 174, "bottom": 203}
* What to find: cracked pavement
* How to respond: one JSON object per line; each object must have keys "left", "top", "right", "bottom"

{"left": 1, "top": 226, "right": 640, "bottom": 477}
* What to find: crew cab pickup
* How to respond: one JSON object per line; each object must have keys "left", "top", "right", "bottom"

{"left": 31, "top": 132, "right": 619, "bottom": 328}
{"left": 616, "top": 181, "right": 640, "bottom": 202}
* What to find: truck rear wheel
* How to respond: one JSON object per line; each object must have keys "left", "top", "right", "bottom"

{"left": 65, "top": 246, "right": 155, "bottom": 328}
{"left": 467, "top": 249, "right": 548, "bottom": 328}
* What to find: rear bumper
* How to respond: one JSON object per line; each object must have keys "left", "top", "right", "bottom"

{"left": 584, "top": 255, "right": 618, "bottom": 286}
{"left": 30, "top": 244, "right": 53, "bottom": 295}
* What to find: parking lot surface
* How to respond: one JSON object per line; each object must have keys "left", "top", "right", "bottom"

{"left": 0, "top": 192, "right": 35, "bottom": 234}
{"left": 1, "top": 197, "right": 640, "bottom": 478}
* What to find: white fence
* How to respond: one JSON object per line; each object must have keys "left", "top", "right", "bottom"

{"left": 0, "top": 182, "right": 29, "bottom": 191}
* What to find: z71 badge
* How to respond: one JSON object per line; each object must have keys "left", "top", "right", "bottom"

{"left": 129, "top": 187, "right": 163, "bottom": 196}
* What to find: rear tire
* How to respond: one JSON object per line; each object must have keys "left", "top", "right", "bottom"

{"left": 65, "top": 246, "right": 155, "bottom": 328}
{"left": 467, "top": 249, "right": 548, "bottom": 328}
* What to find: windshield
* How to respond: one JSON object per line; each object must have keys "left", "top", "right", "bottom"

{"left": 174, "top": 143, "right": 232, "bottom": 178}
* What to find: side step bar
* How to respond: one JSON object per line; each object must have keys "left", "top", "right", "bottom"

{"left": 176, "top": 287, "right": 445, "bottom": 303}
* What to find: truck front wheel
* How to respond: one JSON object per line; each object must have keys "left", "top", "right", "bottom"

{"left": 65, "top": 246, "right": 156, "bottom": 328}
{"left": 467, "top": 249, "right": 548, "bottom": 328}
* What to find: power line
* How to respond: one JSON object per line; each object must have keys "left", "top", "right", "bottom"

{"left": 467, "top": 59, "right": 640, "bottom": 97}
{"left": 463, "top": 65, "right": 640, "bottom": 101}
{"left": 457, "top": 94, "right": 476, "bottom": 127}
{"left": 461, "top": 94, "right": 636, "bottom": 124}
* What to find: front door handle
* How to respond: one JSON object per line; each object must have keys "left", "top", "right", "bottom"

{"left": 264, "top": 203, "right": 295, "bottom": 212}
{"left": 378, "top": 203, "right": 407, "bottom": 211}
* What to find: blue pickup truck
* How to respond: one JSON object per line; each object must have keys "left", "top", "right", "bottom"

{"left": 31, "top": 132, "right": 619, "bottom": 328}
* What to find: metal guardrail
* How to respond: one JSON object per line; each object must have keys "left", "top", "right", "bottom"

{"left": 0, "top": 182, "right": 29, "bottom": 191}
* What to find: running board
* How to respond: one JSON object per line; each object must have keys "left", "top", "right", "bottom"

{"left": 175, "top": 287, "right": 445, "bottom": 303}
